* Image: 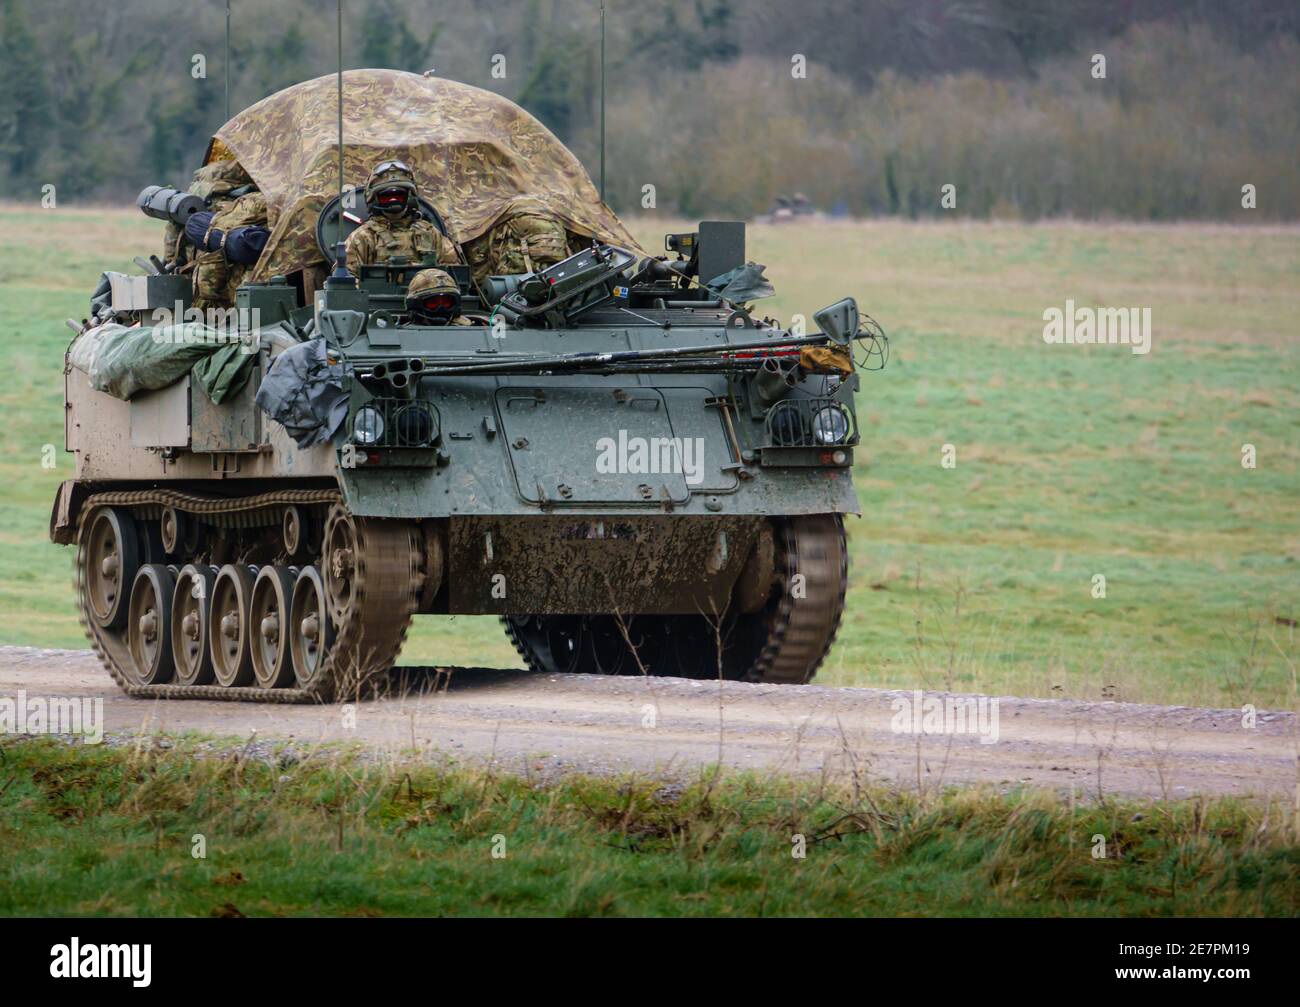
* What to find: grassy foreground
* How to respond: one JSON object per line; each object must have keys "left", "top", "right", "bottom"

{"left": 0, "top": 206, "right": 1297, "bottom": 707}
{"left": 1, "top": 737, "right": 1296, "bottom": 917}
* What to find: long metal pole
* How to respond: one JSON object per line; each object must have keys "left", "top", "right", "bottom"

{"left": 397, "top": 333, "right": 833, "bottom": 378}
{"left": 337, "top": 0, "right": 344, "bottom": 250}
{"left": 224, "top": 1, "right": 231, "bottom": 121}
{"left": 599, "top": 0, "right": 605, "bottom": 201}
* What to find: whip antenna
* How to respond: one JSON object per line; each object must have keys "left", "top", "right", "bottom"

{"left": 337, "top": 0, "right": 344, "bottom": 249}
{"left": 326, "top": 0, "right": 354, "bottom": 282}
{"left": 224, "top": 1, "right": 231, "bottom": 122}
{"left": 599, "top": 0, "right": 606, "bottom": 201}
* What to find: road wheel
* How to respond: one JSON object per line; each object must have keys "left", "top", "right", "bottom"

{"left": 668, "top": 615, "right": 721, "bottom": 679}
{"left": 543, "top": 617, "right": 586, "bottom": 674}
{"left": 290, "top": 566, "right": 335, "bottom": 691}
{"left": 210, "top": 564, "right": 256, "bottom": 687}
{"left": 587, "top": 616, "right": 634, "bottom": 675}
{"left": 631, "top": 616, "right": 674, "bottom": 676}
{"left": 127, "top": 564, "right": 176, "bottom": 685}
{"left": 171, "top": 564, "right": 217, "bottom": 686}
{"left": 250, "top": 565, "right": 296, "bottom": 688}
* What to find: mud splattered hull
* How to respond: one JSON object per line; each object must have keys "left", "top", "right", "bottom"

{"left": 445, "top": 515, "right": 762, "bottom": 615}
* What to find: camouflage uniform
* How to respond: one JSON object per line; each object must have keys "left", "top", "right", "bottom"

{"left": 192, "top": 190, "right": 268, "bottom": 310}
{"left": 344, "top": 215, "right": 458, "bottom": 274}
{"left": 463, "top": 196, "right": 572, "bottom": 285}
{"left": 161, "top": 159, "right": 253, "bottom": 270}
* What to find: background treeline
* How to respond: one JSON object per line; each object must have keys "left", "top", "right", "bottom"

{"left": 0, "top": 0, "right": 1295, "bottom": 220}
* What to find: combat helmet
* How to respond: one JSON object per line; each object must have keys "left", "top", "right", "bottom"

{"left": 190, "top": 159, "right": 253, "bottom": 201}
{"left": 364, "top": 159, "right": 418, "bottom": 220}
{"left": 405, "top": 268, "right": 461, "bottom": 324}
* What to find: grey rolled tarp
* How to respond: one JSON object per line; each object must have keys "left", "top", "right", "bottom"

{"left": 88, "top": 271, "right": 120, "bottom": 322}
{"left": 705, "top": 261, "right": 775, "bottom": 304}
{"left": 254, "top": 338, "right": 351, "bottom": 447}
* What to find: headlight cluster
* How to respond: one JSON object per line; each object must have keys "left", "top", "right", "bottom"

{"left": 764, "top": 399, "right": 855, "bottom": 456}
{"left": 352, "top": 401, "right": 439, "bottom": 449}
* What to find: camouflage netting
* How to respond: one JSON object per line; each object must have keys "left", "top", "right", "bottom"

{"left": 207, "top": 69, "right": 642, "bottom": 282}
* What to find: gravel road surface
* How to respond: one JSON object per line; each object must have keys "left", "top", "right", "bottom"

{"left": 1, "top": 646, "right": 1293, "bottom": 799}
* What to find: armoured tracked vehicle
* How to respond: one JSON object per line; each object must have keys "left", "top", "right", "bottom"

{"left": 51, "top": 71, "right": 882, "bottom": 702}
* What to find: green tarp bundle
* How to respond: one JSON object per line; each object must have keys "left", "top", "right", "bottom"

{"left": 67, "top": 322, "right": 257, "bottom": 404}
{"left": 193, "top": 341, "right": 258, "bottom": 404}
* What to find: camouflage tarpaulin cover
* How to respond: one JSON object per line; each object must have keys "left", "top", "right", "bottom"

{"left": 208, "top": 69, "right": 642, "bottom": 282}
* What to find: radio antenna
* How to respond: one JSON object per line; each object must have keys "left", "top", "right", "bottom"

{"left": 224, "top": 0, "right": 231, "bottom": 122}
{"left": 599, "top": 0, "right": 606, "bottom": 201}
{"left": 336, "top": 0, "right": 345, "bottom": 252}
{"left": 327, "top": 0, "right": 354, "bottom": 281}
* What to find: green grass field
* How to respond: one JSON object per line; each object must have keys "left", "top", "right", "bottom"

{"left": 1, "top": 207, "right": 1297, "bottom": 707}
{"left": 2, "top": 736, "right": 1295, "bottom": 917}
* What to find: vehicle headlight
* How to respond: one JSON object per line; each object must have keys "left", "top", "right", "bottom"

{"left": 393, "top": 402, "right": 437, "bottom": 447}
{"left": 811, "top": 405, "right": 850, "bottom": 445}
{"left": 353, "top": 405, "right": 385, "bottom": 445}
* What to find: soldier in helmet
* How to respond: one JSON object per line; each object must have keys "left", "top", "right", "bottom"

{"left": 344, "top": 160, "right": 458, "bottom": 274}
{"left": 462, "top": 195, "right": 572, "bottom": 286}
{"left": 404, "top": 268, "right": 472, "bottom": 326}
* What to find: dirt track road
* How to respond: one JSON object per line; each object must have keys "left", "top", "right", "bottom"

{"left": 1, "top": 646, "right": 1294, "bottom": 800}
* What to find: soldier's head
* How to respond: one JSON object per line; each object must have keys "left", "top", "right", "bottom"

{"left": 405, "top": 269, "right": 461, "bottom": 325}
{"left": 364, "top": 160, "right": 418, "bottom": 220}
{"left": 191, "top": 159, "right": 253, "bottom": 202}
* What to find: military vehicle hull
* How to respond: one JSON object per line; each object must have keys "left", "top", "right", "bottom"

{"left": 54, "top": 309, "right": 857, "bottom": 701}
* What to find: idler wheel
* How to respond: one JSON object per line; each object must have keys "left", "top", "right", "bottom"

{"left": 85, "top": 507, "right": 140, "bottom": 630}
